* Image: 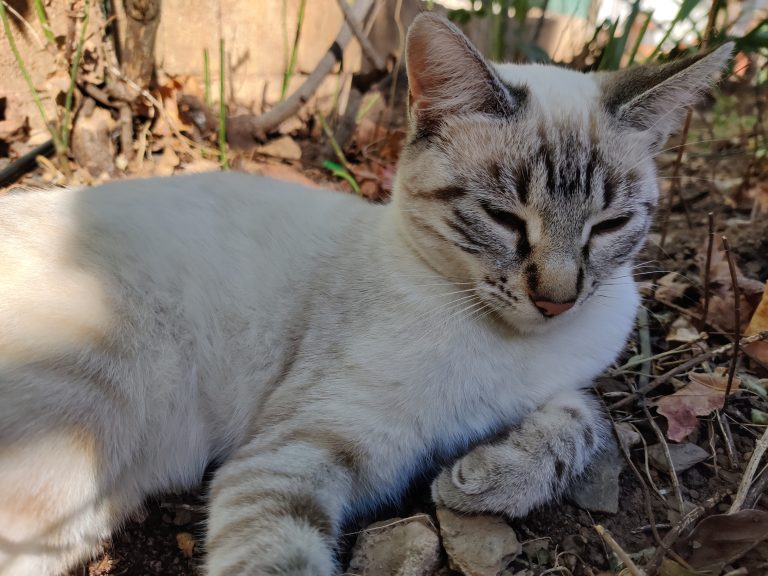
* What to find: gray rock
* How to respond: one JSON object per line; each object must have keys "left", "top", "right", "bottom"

{"left": 348, "top": 515, "right": 441, "bottom": 576}
{"left": 568, "top": 436, "right": 623, "bottom": 514}
{"left": 648, "top": 442, "right": 709, "bottom": 474}
{"left": 436, "top": 507, "right": 521, "bottom": 576}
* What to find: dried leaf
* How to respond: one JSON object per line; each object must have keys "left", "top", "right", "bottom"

{"left": 653, "top": 371, "right": 740, "bottom": 442}
{"left": 679, "top": 510, "right": 768, "bottom": 572}
{"left": 655, "top": 272, "right": 692, "bottom": 303}
{"left": 745, "top": 281, "right": 768, "bottom": 364}
{"left": 666, "top": 316, "right": 700, "bottom": 343}
{"left": 176, "top": 532, "right": 196, "bottom": 558}
{"left": 748, "top": 182, "right": 768, "bottom": 215}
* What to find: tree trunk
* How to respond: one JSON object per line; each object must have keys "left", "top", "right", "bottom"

{"left": 114, "top": 0, "right": 162, "bottom": 94}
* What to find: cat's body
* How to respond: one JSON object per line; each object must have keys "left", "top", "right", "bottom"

{"left": 0, "top": 13, "right": 731, "bottom": 576}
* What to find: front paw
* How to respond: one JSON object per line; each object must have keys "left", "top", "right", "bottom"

{"left": 431, "top": 453, "right": 506, "bottom": 515}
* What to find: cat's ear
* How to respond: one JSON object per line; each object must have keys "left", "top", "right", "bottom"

{"left": 405, "top": 13, "right": 518, "bottom": 133}
{"left": 597, "top": 43, "right": 733, "bottom": 148}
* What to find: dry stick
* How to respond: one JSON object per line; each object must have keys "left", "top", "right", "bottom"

{"left": 721, "top": 236, "right": 741, "bottom": 406}
{"left": 729, "top": 425, "right": 768, "bottom": 513}
{"left": 227, "top": 0, "right": 376, "bottom": 142}
{"left": 647, "top": 492, "right": 724, "bottom": 574}
{"left": 336, "top": 0, "right": 386, "bottom": 70}
{"left": 594, "top": 525, "right": 646, "bottom": 576}
{"left": 701, "top": 212, "right": 715, "bottom": 327}
{"left": 642, "top": 400, "right": 685, "bottom": 514}
{"left": 609, "top": 331, "right": 768, "bottom": 410}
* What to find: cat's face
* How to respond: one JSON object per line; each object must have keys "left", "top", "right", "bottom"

{"left": 395, "top": 14, "right": 732, "bottom": 333}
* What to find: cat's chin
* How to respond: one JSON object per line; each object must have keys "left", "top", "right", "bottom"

{"left": 487, "top": 303, "right": 579, "bottom": 335}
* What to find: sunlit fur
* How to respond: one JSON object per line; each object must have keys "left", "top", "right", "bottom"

{"left": 0, "top": 14, "right": 731, "bottom": 576}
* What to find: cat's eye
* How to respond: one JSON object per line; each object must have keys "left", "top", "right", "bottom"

{"left": 480, "top": 202, "right": 526, "bottom": 235}
{"left": 590, "top": 215, "right": 632, "bottom": 237}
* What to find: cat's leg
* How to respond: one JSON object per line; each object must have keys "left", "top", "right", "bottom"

{"left": 0, "top": 425, "right": 139, "bottom": 576}
{"left": 206, "top": 431, "right": 358, "bottom": 576}
{"left": 432, "top": 389, "right": 608, "bottom": 517}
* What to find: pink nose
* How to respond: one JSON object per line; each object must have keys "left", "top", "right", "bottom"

{"left": 533, "top": 299, "right": 575, "bottom": 317}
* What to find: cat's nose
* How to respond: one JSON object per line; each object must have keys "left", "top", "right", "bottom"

{"left": 532, "top": 298, "right": 575, "bottom": 317}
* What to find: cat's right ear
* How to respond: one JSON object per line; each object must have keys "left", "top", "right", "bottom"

{"left": 405, "top": 13, "right": 518, "bottom": 135}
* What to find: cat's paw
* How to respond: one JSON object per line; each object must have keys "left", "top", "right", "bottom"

{"left": 430, "top": 445, "right": 540, "bottom": 517}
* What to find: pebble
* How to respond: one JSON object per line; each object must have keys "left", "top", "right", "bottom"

{"left": 436, "top": 507, "right": 521, "bottom": 576}
{"left": 568, "top": 436, "right": 623, "bottom": 514}
{"left": 648, "top": 442, "right": 709, "bottom": 473}
{"left": 347, "top": 515, "right": 441, "bottom": 576}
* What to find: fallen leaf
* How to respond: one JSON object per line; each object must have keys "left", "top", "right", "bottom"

{"left": 653, "top": 370, "right": 740, "bottom": 442}
{"left": 256, "top": 136, "right": 302, "bottom": 161}
{"left": 678, "top": 510, "right": 768, "bottom": 572}
{"left": 176, "top": 532, "right": 196, "bottom": 558}
{"left": 666, "top": 316, "right": 700, "bottom": 343}
{"left": 745, "top": 281, "right": 768, "bottom": 364}
{"left": 659, "top": 558, "right": 698, "bottom": 576}
{"left": 655, "top": 272, "right": 692, "bottom": 303}
{"left": 748, "top": 181, "right": 768, "bottom": 215}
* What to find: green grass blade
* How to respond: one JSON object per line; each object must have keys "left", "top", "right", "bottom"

{"left": 649, "top": 0, "right": 703, "bottom": 59}
{"left": 61, "top": 0, "right": 90, "bottom": 152}
{"left": 203, "top": 48, "right": 211, "bottom": 107}
{"left": 33, "top": 0, "right": 56, "bottom": 47}
{"left": 628, "top": 10, "right": 653, "bottom": 66}
{"left": 0, "top": 0, "right": 60, "bottom": 149}
{"left": 280, "top": 0, "right": 306, "bottom": 101}
{"left": 219, "top": 38, "right": 229, "bottom": 170}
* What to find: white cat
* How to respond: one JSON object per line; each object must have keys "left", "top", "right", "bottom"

{"left": 0, "top": 13, "right": 731, "bottom": 576}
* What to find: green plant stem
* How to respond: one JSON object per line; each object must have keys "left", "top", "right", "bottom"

{"left": 218, "top": 38, "right": 229, "bottom": 170}
{"left": 61, "top": 0, "right": 90, "bottom": 152}
{"left": 33, "top": 0, "right": 56, "bottom": 47}
{"left": 203, "top": 48, "right": 211, "bottom": 107}
{"left": 280, "top": 0, "right": 306, "bottom": 101}
{"left": 491, "top": 0, "right": 510, "bottom": 61}
{"left": 0, "top": 0, "right": 60, "bottom": 148}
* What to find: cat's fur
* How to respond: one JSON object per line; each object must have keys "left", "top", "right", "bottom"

{"left": 0, "top": 13, "right": 731, "bottom": 576}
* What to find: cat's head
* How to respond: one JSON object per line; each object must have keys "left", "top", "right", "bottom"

{"left": 394, "top": 12, "right": 732, "bottom": 333}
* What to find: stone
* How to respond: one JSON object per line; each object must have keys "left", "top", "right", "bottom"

{"left": 256, "top": 136, "right": 302, "bottom": 161}
{"left": 71, "top": 100, "right": 116, "bottom": 177}
{"left": 568, "top": 436, "right": 623, "bottom": 514}
{"left": 347, "top": 515, "right": 441, "bottom": 576}
{"left": 648, "top": 442, "right": 709, "bottom": 474}
{"left": 436, "top": 507, "right": 521, "bottom": 576}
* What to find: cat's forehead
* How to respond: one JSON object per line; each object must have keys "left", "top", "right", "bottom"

{"left": 493, "top": 63, "right": 601, "bottom": 126}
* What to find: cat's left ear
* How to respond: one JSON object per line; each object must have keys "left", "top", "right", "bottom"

{"left": 596, "top": 43, "right": 734, "bottom": 149}
{"left": 405, "top": 13, "right": 519, "bottom": 134}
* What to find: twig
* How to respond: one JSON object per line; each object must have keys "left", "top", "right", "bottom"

{"left": 716, "top": 410, "right": 738, "bottom": 469}
{"left": 642, "top": 400, "right": 685, "bottom": 514}
{"left": 594, "top": 525, "right": 646, "bottom": 576}
{"left": 702, "top": 212, "right": 715, "bottom": 327}
{"left": 336, "top": 0, "right": 386, "bottom": 70}
{"left": 609, "top": 331, "right": 768, "bottom": 410}
{"left": 728, "top": 425, "right": 768, "bottom": 513}
{"left": 721, "top": 236, "right": 741, "bottom": 407}
{"left": 227, "top": 0, "right": 376, "bottom": 144}
{"left": 647, "top": 493, "right": 723, "bottom": 573}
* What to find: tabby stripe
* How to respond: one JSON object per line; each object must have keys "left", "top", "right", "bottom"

{"left": 415, "top": 185, "right": 466, "bottom": 201}
{"left": 512, "top": 162, "right": 531, "bottom": 205}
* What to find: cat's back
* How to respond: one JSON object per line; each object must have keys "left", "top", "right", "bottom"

{"left": 0, "top": 173, "right": 370, "bottom": 368}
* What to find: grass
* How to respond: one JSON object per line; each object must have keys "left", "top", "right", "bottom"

{"left": 280, "top": 0, "right": 307, "bottom": 102}
{"left": 0, "top": 0, "right": 58, "bottom": 147}
{"left": 218, "top": 38, "right": 229, "bottom": 170}
{"left": 61, "top": 0, "right": 90, "bottom": 153}
{"left": 318, "top": 112, "right": 360, "bottom": 194}
{"left": 33, "top": 0, "right": 56, "bottom": 47}
{"left": 203, "top": 48, "right": 212, "bottom": 107}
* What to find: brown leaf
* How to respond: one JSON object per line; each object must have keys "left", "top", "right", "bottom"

{"left": 176, "top": 532, "right": 196, "bottom": 558}
{"left": 653, "top": 371, "right": 740, "bottom": 442}
{"left": 678, "top": 510, "right": 768, "bottom": 572}
{"left": 748, "top": 182, "right": 768, "bottom": 215}
{"left": 655, "top": 272, "right": 692, "bottom": 303}
{"left": 666, "top": 316, "right": 700, "bottom": 343}
{"left": 745, "top": 281, "right": 768, "bottom": 364}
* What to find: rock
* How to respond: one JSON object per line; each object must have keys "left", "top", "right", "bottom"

{"left": 568, "top": 436, "right": 622, "bottom": 514}
{"left": 648, "top": 442, "right": 709, "bottom": 474}
{"left": 436, "top": 507, "right": 521, "bottom": 576}
{"left": 614, "top": 422, "right": 642, "bottom": 449}
{"left": 256, "top": 135, "right": 302, "bottom": 161}
{"left": 347, "top": 515, "right": 441, "bottom": 576}
{"left": 71, "top": 99, "right": 116, "bottom": 177}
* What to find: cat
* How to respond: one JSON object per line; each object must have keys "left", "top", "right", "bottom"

{"left": 0, "top": 12, "right": 731, "bottom": 576}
